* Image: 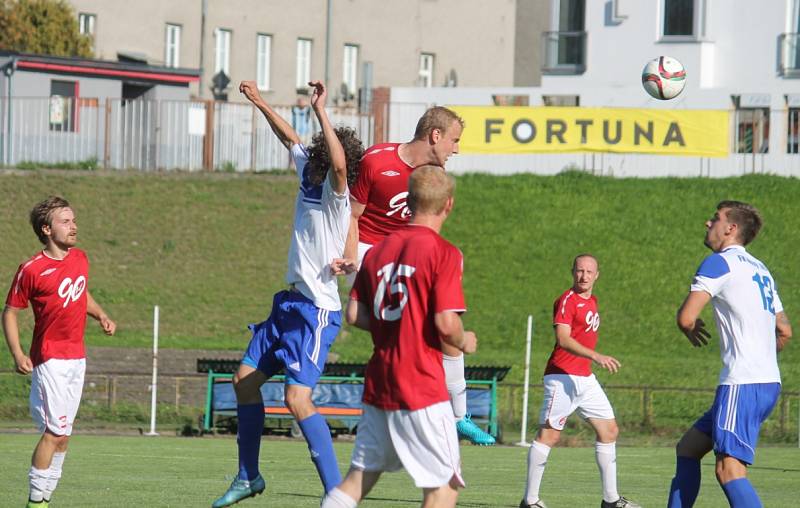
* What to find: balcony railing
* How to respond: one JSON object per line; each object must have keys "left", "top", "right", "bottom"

{"left": 542, "top": 31, "right": 587, "bottom": 75}
{"left": 779, "top": 33, "right": 800, "bottom": 77}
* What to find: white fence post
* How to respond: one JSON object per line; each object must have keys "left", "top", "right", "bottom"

{"left": 145, "top": 305, "right": 160, "bottom": 436}
{"left": 516, "top": 315, "right": 533, "bottom": 447}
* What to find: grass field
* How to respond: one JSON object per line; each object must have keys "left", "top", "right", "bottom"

{"left": 1, "top": 170, "right": 799, "bottom": 435}
{"left": 0, "top": 433, "right": 797, "bottom": 507}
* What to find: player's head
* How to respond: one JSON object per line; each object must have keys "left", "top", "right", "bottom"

{"left": 413, "top": 106, "right": 464, "bottom": 166}
{"left": 571, "top": 254, "right": 599, "bottom": 294}
{"left": 305, "top": 126, "right": 365, "bottom": 186}
{"left": 408, "top": 165, "right": 455, "bottom": 217}
{"left": 30, "top": 196, "right": 76, "bottom": 247}
{"left": 704, "top": 200, "right": 762, "bottom": 250}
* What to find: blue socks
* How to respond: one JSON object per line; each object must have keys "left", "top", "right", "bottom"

{"left": 236, "top": 403, "right": 265, "bottom": 481}
{"left": 298, "top": 412, "right": 342, "bottom": 493}
{"left": 721, "top": 478, "right": 762, "bottom": 508}
{"left": 668, "top": 456, "right": 701, "bottom": 508}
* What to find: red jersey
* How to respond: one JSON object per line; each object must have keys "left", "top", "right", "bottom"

{"left": 350, "top": 143, "right": 415, "bottom": 245}
{"left": 5, "top": 248, "right": 90, "bottom": 366}
{"left": 350, "top": 225, "right": 466, "bottom": 411}
{"left": 544, "top": 289, "right": 600, "bottom": 377}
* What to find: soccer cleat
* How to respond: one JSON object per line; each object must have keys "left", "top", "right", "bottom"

{"left": 26, "top": 501, "right": 48, "bottom": 508}
{"left": 456, "top": 414, "right": 496, "bottom": 446}
{"left": 211, "top": 474, "right": 266, "bottom": 508}
{"left": 601, "top": 496, "right": 641, "bottom": 508}
{"left": 519, "top": 499, "right": 548, "bottom": 508}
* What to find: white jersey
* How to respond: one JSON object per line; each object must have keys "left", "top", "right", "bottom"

{"left": 690, "top": 245, "right": 783, "bottom": 385}
{"left": 285, "top": 144, "right": 350, "bottom": 311}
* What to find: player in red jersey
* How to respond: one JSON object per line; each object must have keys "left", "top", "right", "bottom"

{"left": 334, "top": 106, "right": 495, "bottom": 445}
{"left": 321, "top": 166, "right": 477, "bottom": 508}
{"left": 520, "top": 255, "right": 640, "bottom": 508}
{"left": 3, "top": 196, "right": 116, "bottom": 508}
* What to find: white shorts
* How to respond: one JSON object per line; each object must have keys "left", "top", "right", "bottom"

{"left": 538, "top": 373, "right": 614, "bottom": 430}
{"left": 351, "top": 402, "right": 465, "bottom": 489}
{"left": 30, "top": 358, "right": 86, "bottom": 436}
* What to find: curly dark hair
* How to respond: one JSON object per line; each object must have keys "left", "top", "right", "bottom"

{"left": 305, "top": 127, "right": 364, "bottom": 187}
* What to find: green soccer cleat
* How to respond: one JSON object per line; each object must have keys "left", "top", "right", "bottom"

{"left": 456, "top": 414, "right": 496, "bottom": 446}
{"left": 26, "top": 501, "right": 48, "bottom": 508}
{"left": 211, "top": 474, "right": 266, "bottom": 508}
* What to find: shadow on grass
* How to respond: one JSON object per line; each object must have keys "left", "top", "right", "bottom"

{"left": 278, "top": 492, "right": 513, "bottom": 506}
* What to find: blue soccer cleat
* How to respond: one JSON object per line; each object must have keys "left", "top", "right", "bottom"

{"left": 456, "top": 414, "right": 496, "bottom": 446}
{"left": 212, "top": 474, "right": 266, "bottom": 508}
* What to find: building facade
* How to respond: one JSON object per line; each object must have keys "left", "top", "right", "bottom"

{"left": 67, "top": 0, "right": 547, "bottom": 105}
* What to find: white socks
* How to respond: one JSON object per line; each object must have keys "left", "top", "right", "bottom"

{"left": 28, "top": 467, "right": 49, "bottom": 502}
{"left": 524, "top": 440, "right": 551, "bottom": 504}
{"left": 321, "top": 487, "right": 358, "bottom": 508}
{"left": 29, "top": 451, "right": 66, "bottom": 502}
{"left": 443, "top": 353, "right": 467, "bottom": 420}
{"left": 595, "top": 441, "right": 619, "bottom": 503}
{"left": 45, "top": 452, "right": 66, "bottom": 500}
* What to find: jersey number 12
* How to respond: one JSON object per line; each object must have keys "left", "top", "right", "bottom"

{"left": 752, "top": 273, "right": 775, "bottom": 314}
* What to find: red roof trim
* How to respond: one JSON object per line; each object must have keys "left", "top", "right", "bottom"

{"left": 16, "top": 60, "right": 199, "bottom": 84}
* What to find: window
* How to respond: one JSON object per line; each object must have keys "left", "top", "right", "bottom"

{"left": 296, "top": 38, "right": 312, "bottom": 90}
{"left": 661, "top": 0, "right": 705, "bottom": 39}
{"left": 733, "top": 96, "right": 769, "bottom": 154}
{"left": 78, "top": 13, "right": 95, "bottom": 36}
{"left": 789, "top": 108, "right": 800, "bottom": 154}
{"left": 542, "top": 95, "right": 579, "bottom": 106}
{"left": 165, "top": 24, "right": 181, "bottom": 68}
{"left": 49, "top": 80, "right": 77, "bottom": 132}
{"left": 542, "top": 0, "right": 586, "bottom": 74}
{"left": 342, "top": 44, "right": 359, "bottom": 98}
{"left": 215, "top": 28, "right": 231, "bottom": 75}
{"left": 419, "top": 53, "right": 434, "bottom": 87}
{"left": 256, "top": 34, "right": 272, "bottom": 90}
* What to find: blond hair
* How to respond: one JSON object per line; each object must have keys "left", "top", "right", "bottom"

{"left": 408, "top": 166, "right": 455, "bottom": 215}
{"left": 413, "top": 106, "right": 464, "bottom": 140}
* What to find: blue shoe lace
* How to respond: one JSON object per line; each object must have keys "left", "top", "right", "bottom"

{"left": 212, "top": 474, "right": 266, "bottom": 508}
{"left": 456, "top": 414, "right": 496, "bottom": 445}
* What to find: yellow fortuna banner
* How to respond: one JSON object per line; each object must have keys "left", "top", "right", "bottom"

{"left": 449, "top": 106, "right": 730, "bottom": 157}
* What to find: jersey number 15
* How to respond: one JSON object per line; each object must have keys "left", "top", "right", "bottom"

{"left": 374, "top": 262, "right": 417, "bottom": 321}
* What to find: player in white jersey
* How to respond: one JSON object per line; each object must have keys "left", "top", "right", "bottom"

{"left": 667, "top": 201, "right": 792, "bottom": 508}
{"left": 212, "top": 80, "right": 364, "bottom": 508}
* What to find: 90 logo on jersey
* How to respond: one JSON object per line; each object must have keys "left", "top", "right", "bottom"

{"left": 58, "top": 276, "right": 86, "bottom": 308}
{"left": 373, "top": 262, "right": 416, "bottom": 321}
{"left": 584, "top": 310, "right": 600, "bottom": 332}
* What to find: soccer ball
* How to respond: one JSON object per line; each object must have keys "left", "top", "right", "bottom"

{"left": 641, "top": 56, "right": 686, "bottom": 100}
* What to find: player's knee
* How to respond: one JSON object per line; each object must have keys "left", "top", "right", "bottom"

{"left": 715, "top": 456, "right": 746, "bottom": 485}
{"left": 601, "top": 422, "right": 619, "bottom": 442}
{"left": 284, "top": 390, "right": 314, "bottom": 417}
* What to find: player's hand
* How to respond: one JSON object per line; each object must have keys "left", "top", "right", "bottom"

{"left": 239, "top": 81, "right": 264, "bottom": 106}
{"left": 100, "top": 315, "right": 116, "bottom": 336}
{"left": 684, "top": 318, "right": 711, "bottom": 347}
{"left": 309, "top": 81, "right": 327, "bottom": 110}
{"left": 461, "top": 331, "right": 478, "bottom": 354}
{"left": 331, "top": 258, "right": 358, "bottom": 275}
{"left": 593, "top": 353, "right": 621, "bottom": 373}
{"left": 13, "top": 353, "right": 32, "bottom": 375}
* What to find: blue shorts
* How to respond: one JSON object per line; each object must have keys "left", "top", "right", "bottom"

{"left": 242, "top": 290, "right": 341, "bottom": 388}
{"left": 693, "top": 383, "right": 780, "bottom": 465}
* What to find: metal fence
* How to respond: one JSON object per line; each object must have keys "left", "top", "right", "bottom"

{"left": 0, "top": 97, "right": 374, "bottom": 172}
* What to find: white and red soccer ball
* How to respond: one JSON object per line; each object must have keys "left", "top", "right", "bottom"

{"left": 641, "top": 56, "right": 686, "bottom": 100}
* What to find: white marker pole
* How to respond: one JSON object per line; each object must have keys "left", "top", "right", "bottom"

{"left": 145, "top": 305, "right": 160, "bottom": 436}
{"left": 516, "top": 315, "right": 533, "bottom": 447}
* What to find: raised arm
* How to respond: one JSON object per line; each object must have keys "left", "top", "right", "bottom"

{"left": 554, "top": 324, "right": 620, "bottom": 373}
{"left": 309, "top": 81, "right": 347, "bottom": 194}
{"left": 776, "top": 311, "right": 792, "bottom": 352}
{"left": 2, "top": 305, "right": 31, "bottom": 374}
{"left": 239, "top": 80, "right": 300, "bottom": 150}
